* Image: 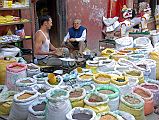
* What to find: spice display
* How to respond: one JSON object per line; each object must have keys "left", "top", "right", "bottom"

{"left": 88, "top": 94, "right": 103, "bottom": 102}
{"left": 79, "top": 74, "right": 93, "bottom": 80}
{"left": 141, "top": 84, "right": 158, "bottom": 90}
{"left": 72, "top": 113, "right": 93, "bottom": 120}
{"left": 32, "top": 102, "right": 46, "bottom": 111}
{"left": 20, "top": 79, "right": 32, "bottom": 83}
{"left": 100, "top": 114, "right": 117, "bottom": 120}
{"left": 69, "top": 90, "right": 83, "bottom": 98}
{"left": 98, "top": 90, "right": 115, "bottom": 94}
{"left": 17, "top": 93, "right": 34, "bottom": 100}
{"left": 96, "top": 76, "right": 110, "bottom": 81}
{"left": 134, "top": 88, "right": 150, "bottom": 98}
{"left": 123, "top": 95, "right": 140, "bottom": 104}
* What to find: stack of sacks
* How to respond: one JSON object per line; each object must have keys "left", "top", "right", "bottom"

{"left": 119, "top": 94, "right": 145, "bottom": 120}
{"left": 69, "top": 88, "right": 86, "bottom": 108}
{"left": 6, "top": 63, "right": 27, "bottom": 90}
{"left": 132, "top": 86, "right": 154, "bottom": 115}
{"left": 46, "top": 89, "right": 72, "bottom": 120}
{"left": 96, "top": 85, "right": 120, "bottom": 111}
{"left": 84, "top": 92, "right": 110, "bottom": 113}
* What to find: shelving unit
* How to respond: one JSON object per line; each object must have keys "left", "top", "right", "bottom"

{"left": 0, "top": 0, "right": 34, "bottom": 62}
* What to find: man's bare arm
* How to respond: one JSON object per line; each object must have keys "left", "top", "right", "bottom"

{"left": 34, "top": 32, "right": 55, "bottom": 55}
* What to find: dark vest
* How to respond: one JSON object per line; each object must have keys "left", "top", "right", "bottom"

{"left": 69, "top": 26, "right": 86, "bottom": 38}
{"left": 68, "top": 26, "right": 86, "bottom": 47}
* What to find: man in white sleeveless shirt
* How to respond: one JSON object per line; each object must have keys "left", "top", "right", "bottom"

{"left": 34, "top": 15, "right": 69, "bottom": 65}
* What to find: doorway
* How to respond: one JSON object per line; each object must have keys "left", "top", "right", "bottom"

{"left": 35, "top": 0, "right": 66, "bottom": 47}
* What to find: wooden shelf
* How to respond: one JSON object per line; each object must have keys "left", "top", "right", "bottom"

{"left": 0, "top": 20, "right": 31, "bottom": 26}
{"left": 0, "top": 6, "right": 30, "bottom": 10}
{"left": 0, "top": 37, "right": 32, "bottom": 45}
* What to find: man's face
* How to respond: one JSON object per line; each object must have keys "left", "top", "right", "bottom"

{"left": 46, "top": 18, "right": 52, "bottom": 29}
{"left": 73, "top": 20, "right": 81, "bottom": 29}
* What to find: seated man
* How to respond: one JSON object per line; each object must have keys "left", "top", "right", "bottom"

{"left": 34, "top": 15, "right": 69, "bottom": 66}
{"left": 63, "top": 19, "right": 87, "bottom": 55}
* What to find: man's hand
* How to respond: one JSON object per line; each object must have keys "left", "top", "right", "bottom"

{"left": 67, "top": 38, "right": 76, "bottom": 42}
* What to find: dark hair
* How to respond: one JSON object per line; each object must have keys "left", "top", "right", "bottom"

{"left": 39, "top": 15, "right": 51, "bottom": 26}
